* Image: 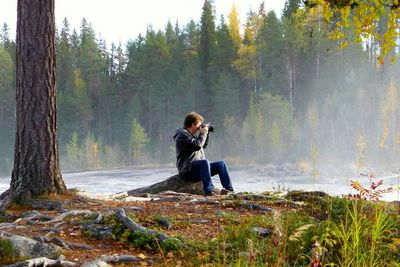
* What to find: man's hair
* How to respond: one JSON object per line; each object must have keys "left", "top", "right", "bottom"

{"left": 184, "top": 111, "right": 204, "bottom": 128}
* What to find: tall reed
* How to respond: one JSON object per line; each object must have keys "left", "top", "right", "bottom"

{"left": 329, "top": 200, "right": 396, "bottom": 266}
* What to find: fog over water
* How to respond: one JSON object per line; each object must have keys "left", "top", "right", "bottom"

{"left": 0, "top": 166, "right": 398, "bottom": 201}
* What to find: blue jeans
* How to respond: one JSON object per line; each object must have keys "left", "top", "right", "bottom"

{"left": 183, "top": 160, "right": 233, "bottom": 193}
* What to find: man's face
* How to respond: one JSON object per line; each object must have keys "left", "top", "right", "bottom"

{"left": 189, "top": 121, "right": 202, "bottom": 134}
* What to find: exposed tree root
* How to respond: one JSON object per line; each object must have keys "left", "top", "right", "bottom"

{"left": 0, "top": 189, "right": 69, "bottom": 213}
{"left": 233, "top": 193, "right": 277, "bottom": 201}
{"left": 101, "top": 255, "right": 142, "bottom": 263}
{"left": 181, "top": 199, "right": 221, "bottom": 205}
{"left": 38, "top": 210, "right": 94, "bottom": 225}
{"left": 236, "top": 201, "right": 273, "bottom": 212}
{"left": 150, "top": 196, "right": 193, "bottom": 203}
{"left": 30, "top": 200, "right": 66, "bottom": 212}
{"left": 115, "top": 208, "right": 170, "bottom": 242}
{"left": 0, "top": 189, "right": 12, "bottom": 212}
{"left": 21, "top": 210, "right": 53, "bottom": 221}
{"left": 5, "top": 257, "right": 77, "bottom": 267}
{"left": 85, "top": 211, "right": 102, "bottom": 225}
{"left": 50, "top": 236, "right": 93, "bottom": 250}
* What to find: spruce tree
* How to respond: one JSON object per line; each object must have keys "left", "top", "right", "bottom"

{"left": 257, "top": 11, "right": 285, "bottom": 95}
{"left": 199, "top": 0, "right": 216, "bottom": 118}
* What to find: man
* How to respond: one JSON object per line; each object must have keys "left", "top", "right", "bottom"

{"left": 173, "top": 111, "right": 234, "bottom": 196}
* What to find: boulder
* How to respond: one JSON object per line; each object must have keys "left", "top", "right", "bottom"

{"left": 8, "top": 234, "right": 63, "bottom": 259}
{"left": 83, "top": 224, "right": 113, "bottom": 240}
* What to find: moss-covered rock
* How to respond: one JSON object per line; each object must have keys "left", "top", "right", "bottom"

{"left": 7, "top": 235, "right": 63, "bottom": 259}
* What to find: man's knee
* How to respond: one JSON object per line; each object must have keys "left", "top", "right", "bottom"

{"left": 197, "top": 159, "right": 210, "bottom": 166}
{"left": 215, "top": 160, "right": 227, "bottom": 168}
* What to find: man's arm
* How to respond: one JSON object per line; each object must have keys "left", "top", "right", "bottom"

{"left": 203, "top": 133, "right": 209, "bottom": 149}
{"left": 176, "top": 132, "right": 207, "bottom": 151}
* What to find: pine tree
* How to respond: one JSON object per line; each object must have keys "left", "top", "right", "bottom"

{"left": 214, "top": 15, "right": 236, "bottom": 73}
{"left": 65, "top": 132, "right": 83, "bottom": 169}
{"left": 77, "top": 18, "right": 107, "bottom": 135}
{"left": 241, "top": 97, "right": 262, "bottom": 161}
{"left": 257, "top": 11, "right": 285, "bottom": 94}
{"left": 282, "top": 0, "right": 301, "bottom": 20}
{"left": 234, "top": 13, "right": 259, "bottom": 118}
{"left": 57, "top": 18, "right": 74, "bottom": 93}
{"left": 129, "top": 118, "right": 149, "bottom": 166}
{"left": 258, "top": 93, "right": 294, "bottom": 161}
{"left": 0, "top": 23, "right": 16, "bottom": 57}
{"left": 221, "top": 115, "right": 240, "bottom": 159}
{"left": 174, "top": 20, "right": 201, "bottom": 118}
{"left": 0, "top": 47, "right": 13, "bottom": 130}
{"left": 57, "top": 18, "right": 77, "bottom": 144}
{"left": 0, "top": 46, "right": 15, "bottom": 173}
{"left": 1, "top": 0, "right": 67, "bottom": 210}
{"left": 199, "top": 0, "right": 216, "bottom": 118}
{"left": 211, "top": 72, "right": 240, "bottom": 126}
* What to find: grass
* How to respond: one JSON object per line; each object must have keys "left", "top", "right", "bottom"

{"left": 146, "top": 195, "right": 400, "bottom": 266}
{"left": 321, "top": 200, "right": 399, "bottom": 266}
{"left": 4, "top": 184, "right": 396, "bottom": 266}
{"left": 0, "top": 238, "right": 14, "bottom": 265}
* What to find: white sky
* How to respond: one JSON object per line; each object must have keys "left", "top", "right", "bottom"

{"left": 0, "top": 0, "right": 286, "bottom": 46}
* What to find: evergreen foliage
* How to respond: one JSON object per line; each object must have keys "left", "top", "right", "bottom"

{"left": 129, "top": 118, "right": 149, "bottom": 166}
{"left": 0, "top": 2, "right": 400, "bottom": 173}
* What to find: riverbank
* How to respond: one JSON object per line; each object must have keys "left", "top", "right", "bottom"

{"left": 1, "top": 164, "right": 399, "bottom": 201}
{"left": 1, "top": 188, "right": 399, "bottom": 266}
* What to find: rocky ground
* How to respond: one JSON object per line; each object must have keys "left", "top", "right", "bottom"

{"left": 0, "top": 189, "right": 304, "bottom": 266}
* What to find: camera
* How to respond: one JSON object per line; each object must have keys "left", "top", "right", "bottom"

{"left": 201, "top": 123, "right": 215, "bottom": 132}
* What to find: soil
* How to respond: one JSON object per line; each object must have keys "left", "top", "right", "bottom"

{"left": 1, "top": 192, "right": 284, "bottom": 266}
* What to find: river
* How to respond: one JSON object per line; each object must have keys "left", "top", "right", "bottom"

{"left": 0, "top": 166, "right": 398, "bottom": 201}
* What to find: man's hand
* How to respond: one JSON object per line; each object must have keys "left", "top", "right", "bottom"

{"left": 199, "top": 124, "right": 209, "bottom": 134}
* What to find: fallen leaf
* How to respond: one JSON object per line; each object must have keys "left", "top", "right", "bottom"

{"left": 69, "top": 232, "right": 81, "bottom": 236}
{"left": 137, "top": 253, "right": 146, "bottom": 259}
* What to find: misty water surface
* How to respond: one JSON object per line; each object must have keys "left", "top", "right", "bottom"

{"left": 0, "top": 166, "right": 398, "bottom": 201}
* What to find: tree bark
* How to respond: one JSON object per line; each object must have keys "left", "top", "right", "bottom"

{"left": 126, "top": 174, "right": 204, "bottom": 196}
{"left": 0, "top": 0, "right": 67, "bottom": 209}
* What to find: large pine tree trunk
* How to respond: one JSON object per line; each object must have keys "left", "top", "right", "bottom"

{"left": 0, "top": 0, "right": 67, "bottom": 209}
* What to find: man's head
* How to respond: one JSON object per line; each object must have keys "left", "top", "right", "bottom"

{"left": 184, "top": 111, "right": 204, "bottom": 134}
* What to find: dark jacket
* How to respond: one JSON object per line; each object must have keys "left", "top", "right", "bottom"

{"left": 173, "top": 127, "right": 209, "bottom": 174}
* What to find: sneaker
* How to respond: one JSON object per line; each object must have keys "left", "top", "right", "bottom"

{"left": 205, "top": 191, "right": 218, "bottom": 197}
{"left": 220, "top": 188, "right": 234, "bottom": 195}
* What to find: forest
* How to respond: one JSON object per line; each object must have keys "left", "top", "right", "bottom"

{"left": 0, "top": 0, "right": 400, "bottom": 174}
{"left": 1, "top": 1, "right": 400, "bottom": 266}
